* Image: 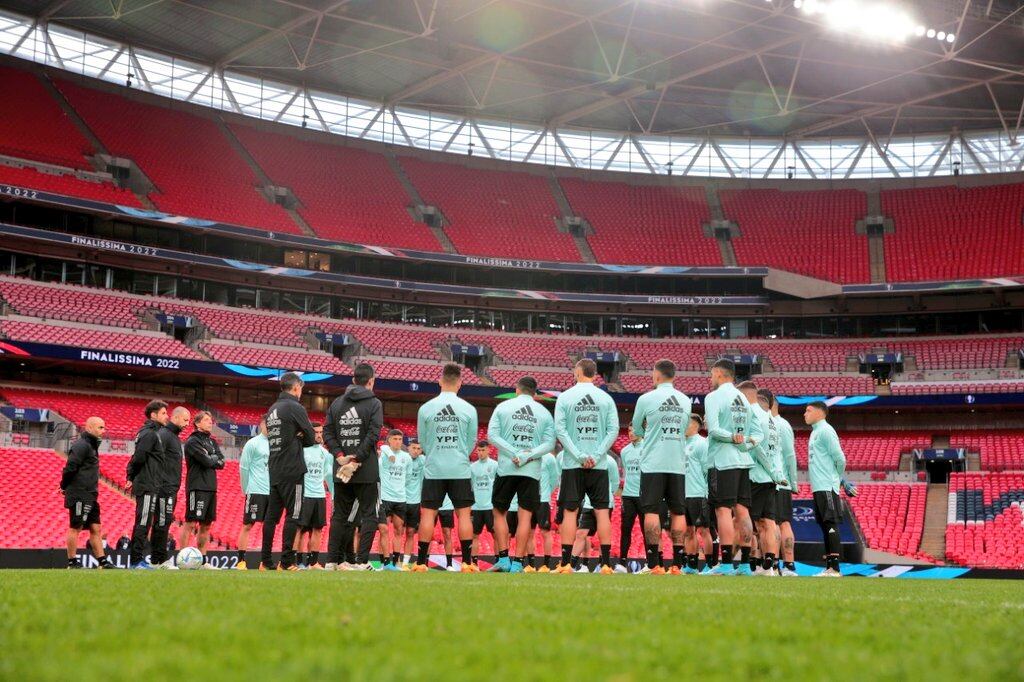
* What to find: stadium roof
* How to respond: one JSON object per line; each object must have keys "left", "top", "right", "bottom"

{"left": 9, "top": 0, "right": 1024, "bottom": 139}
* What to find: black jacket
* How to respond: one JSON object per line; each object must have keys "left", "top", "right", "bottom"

{"left": 157, "top": 422, "right": 184, "bottom": 494}
{"left": 184, "top": 430, "right": 225, "bottom": 492}
{"left": 126, "top": 419, "right": 165, "bottom": 495}
{"left": 266, "top": 391, "right": 316, "bottom": 484}
{"left": 323, "top": 384, "right": 383, "bottom": 484}
{"left": 61, "top": 431, "right": 101, "bottom": 499}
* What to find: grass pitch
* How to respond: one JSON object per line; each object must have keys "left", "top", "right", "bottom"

{"left": 1, "top": 571, "right": 1021, "bottom": 681}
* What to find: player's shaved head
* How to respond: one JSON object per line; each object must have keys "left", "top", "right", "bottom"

{"left": 169, "top": 406, "right": 191, "bottom": 428}
{"left": 84, "top": 417, "right": 105, "bottom": 438}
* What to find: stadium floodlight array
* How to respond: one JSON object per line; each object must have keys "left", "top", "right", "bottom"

{"left": 791, "top": 0, "right": 955, "bottom": 44}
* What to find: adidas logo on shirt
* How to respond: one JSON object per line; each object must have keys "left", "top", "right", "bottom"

{"left": 512, "top": 405, "right": 537, "bottom": 423}
{"left": 434, "top": 403, "right": 460, "bottom": 422}
{"left": 573, "top": 393, "right": 600, "bottom": 412}
{"left": 658, "top": 395, "right": 684, "bottom": 412}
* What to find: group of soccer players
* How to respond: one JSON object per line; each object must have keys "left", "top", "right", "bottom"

{"left": 60, "top": 356, "right": 848, "bottom": 576}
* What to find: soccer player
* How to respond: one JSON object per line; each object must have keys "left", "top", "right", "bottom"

{"left": 236, "top": 418, "right": 269, "bottom": 570}
{"left": 323, "top": 363, "right": 384, "bottom": 570}
{"left": 153, "top": 406, "right": 189, "bottom": 569}
{"left": 294, "top": 422, "right": 333, "bottom": 569}
{"left": 683, "top": 414, "right": 714, "bottom": 574}
{"left": 486, "top": 377, "right": 556, "bottom": 573}
{"left": 632, "top": 359, "right": 692, "bottom": 575}
{"left": 704, "top": 359, "right": 761, "bottom": 575}
{"left": 180, "top": 410, "right": 226, "bottom": 569}
{"left": 617, "top": 427, "right": 642, "bottom": 572}
{"left": 126, "top": 400, "right": 168, "bottom": 570}
{"left": 553, "top": 358, "right": 619, "bottom": 574}
{"left": 768, "top": 393, "right": 799, "bottom": 576}
{"left": 571, "top": 455, "right": 620, "bottom": 573}
{"left": 61, "top": 417, "right": 113, "bottom": 569}
{"left": 401, "top": 439, "right": 426, "bottom": 569}
{"left": 805, "top": 401, "right": 847, "bottom": 577}
{"left": 470, "top": 440, "right": 497, "bottom": 566}
{"left": 262, "top": 372, "right": 317, "bottom": 571}
{"left": 529, "top": 448, "right": 561, "bottom": 572}
{"left": 738, "top": 384, "right": 786, "bottom": 576}
{"left": 413, "top": 363, "right": 478, "bottom": 573}
{"left": 379, "top": 428, "right": 411, "bottom": 571}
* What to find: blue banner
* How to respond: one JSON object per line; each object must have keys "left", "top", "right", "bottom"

{"left": 914, "top": 448, "right": 966, "bottom": 461}
{"left": 218, "top": 422, "right": 258, "bottom": 436}
{"left": 0, "top": 406, "right": 49, "bottom": 422}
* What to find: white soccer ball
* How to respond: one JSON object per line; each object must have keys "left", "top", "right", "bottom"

{"left": 176, "top": 547, "right": 203, "bottom": 570}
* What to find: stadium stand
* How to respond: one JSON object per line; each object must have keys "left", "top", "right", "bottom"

{"left": 791, "top": 430, "right": 932, "bottom": 471}
{"left": 160, "top": 304, "right": 314, "bottom": 348}
{"left": 891, "top": 380, "right": 1024, "bottom": 395}
{"left": 720, "top": 188, "right": 869, "bottom": 283}
{"left": 230, "top": 124, "right": 442, "bottom": 250}
{"left": 844, "top": 483, "right": 928, "bottom": 559}
{"left": 882, "top": 184, "right": 1024, "bottom": 282}
{"left": 55, "top": 79, "right": 300, "bottom": 233}
{"left": 0, "top": 388, "right": 193, "bottom": 440}
{"left": 0, "top": 447, "right": 137, "bottom": 549}
{"left": 200, "top": 341, "right": 350, "bottom": 375}
{"left": 617, "top": 373, "right": 874, "bottom": 396}
{"left": 457, "top": 332, "right": 590, "bottom": 367}
{"left": 322, "top": 321, "right": 451, "bottom": 360}
{"left": 399, "top": 156, "right": 579, "bottom": 261}
{"left": 558, "top": 178, "right": 717, "bottom": 265}
{"left": 946, "top": 472, "right": 1024, "bottom": 569}
{"left": 0, "top": 278, "right": 147, "bottom": 329}
{"left": 0, "top": 162, "right": 141, "bottom": 206}
{"left": 950, "top": 431, "right": 1024, "bottom": 471}
{"left": 0, "top": 319, "right": 203, "bottom": 360}
{"left": 487, "top": 367, "right": 601, "bottom": 391}
{"left": 0, "top": 66, "right": 93, "bottom": 169}
{"left": 359, "top": 358, "right": 482, "bottom": 386}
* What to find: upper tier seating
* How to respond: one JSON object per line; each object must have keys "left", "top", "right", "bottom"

{"left": 882, "top": 184, "right": 1024, "bottom": 282}
{"left": 230, "top": 124, "right": 441, "bottom": 250}
{"left": 200, "top": 342, "right": 351, "bottom": 375}
{"left": 0, "top": 162, "right": 140, "bottom": 206}
{"left": 0, "top": 319, "right": 202, "bottom": 360}
{"left": 0, "top": 279, "right": 146, "bottom": 329}
{"left": 0, "top": 66, "right": 93, "bottom": 168}
{"left": 399, "top": 156, "right": 579, "bottom": 261}
{"left": 56, "top": 79, "right": 300, "bottom": 233}
{"left": 720, "top": 188, "right": 869, "bottom": 283}
{"left": 945, "top": 472, "right": 1024, "bottom": 569}
{"left": 0, "top": 388, "right": 193, "bottom": 440}
{"left": 558, "top": 178, "right": 717, "bottom": 266}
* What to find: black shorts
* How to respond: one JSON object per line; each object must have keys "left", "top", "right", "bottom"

{"left": 813, "top": 490, "right": 843, "bottom": 525}
{"left": 242, "top": 493, "right": 270, "bottom": 525}
{"left": 296, "top": 497, "right": 327, "bottom": 529}
{"left": 472, "top": 509, "right": 494, "bottom": 535}
{"left": 493, "top": 475, "right": 541, "bottom": 514}
{"left": 507, "top": 510, "right": 519, "bottom": 538}
{"left": 639, "top": 472, "right": 686, "bottom": 515}
{"left": 684, "top": 497, "right": 710, "bottom": 528}
{"left": 531, "top": 502, "right": 552, "bottom": 530}
{"left": 558, "top": 467, "right": 609, "bottom": 510}
{"left": 421, "top": 478, "right": 474, "bottom": 510}
{"left": 710, "top": 468, "right": 752, "bottom": 509}
{"left": 382, "top": 501, "right": 407, "bottom": 522}
{"left": 776, "top": 489, "right": 793, "bottom": 523}
{"left": 578, "top": 508, "right": 597, "bottom": 535}
{"left": 186, "top": 490, "right": 216, "bottom": 522}
{"left": 750, "top": 482, "right": 777, "bottom": 521}
{"left": 437, "top": 510, "right": 455, "bottom": 529}
{"left": 67, "top": 496, "right": 99, "bottom": 529}
{"left": 404, "top": 504, "right": 421, "bottom": 528}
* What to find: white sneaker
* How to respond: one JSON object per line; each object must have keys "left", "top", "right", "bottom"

{"left": 637, "top": 566, "right": 652, "bottom": 574}
{"left": 338, "top": 562, "right": 354, "bottom": 571}
{"left": 781, "top": 568, "right": 798, "bottom": 577}
{"left": 157, "top": 559, "right": 178, "bottom": 570}
{"left": 200, "top": 562, "right": 219, "bottom": 570}
{"left": 753, "top": 566, "right": 767, "bottom": 576}
{"left": 813, "top": 568, "right": 842, "bottom": 577}
{"left": 762, "top": 568, "right": 779, "bottom": 577}
{"left": 324, "top": 563, "right": 338, "bottom": 571}
{"left": 445, "top": 564, "right": 460, "bottom": 572}
{"left": 574, "top": 564, "right": 590, "bottom": 574}
{"left": 613, "top": 564, "right": 629, "bottom": 574}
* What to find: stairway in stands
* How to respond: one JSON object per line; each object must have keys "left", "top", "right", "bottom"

{"left": 919, "top": 482, "right": 949, "bottom": 561}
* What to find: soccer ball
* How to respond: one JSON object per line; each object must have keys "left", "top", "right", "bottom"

{"left": 176, "top": 547, "right": 203, "bottom": 570}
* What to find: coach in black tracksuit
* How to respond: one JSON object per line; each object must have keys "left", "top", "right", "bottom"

{"left": 324, "top": 363, "right": 383, "bottom": 566}
{"left": 152, "top": 407, "right": 189, "bottom": 567}
{"left": 183, "top": 412, "right": 226, "bottom": 558}
{"left": 127, "top": 400, "right": 169, "bottom": 568}
{"left": 61, "top": 418, "right": 111, "bottom": 568}
{"left": 262, "top": 372, "right": 317, "bottom": 570}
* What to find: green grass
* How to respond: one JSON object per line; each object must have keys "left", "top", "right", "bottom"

{"left": 2, "top": 571, "right": 1022, "bottom": 681}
